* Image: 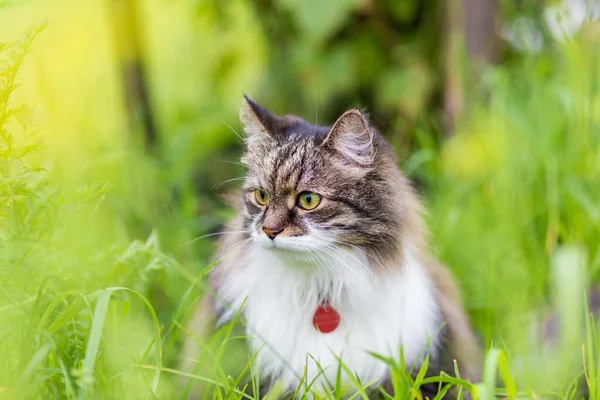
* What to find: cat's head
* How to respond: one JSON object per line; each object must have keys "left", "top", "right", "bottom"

{"left": 239, "top": 96, "right": 420, "bottom": 265}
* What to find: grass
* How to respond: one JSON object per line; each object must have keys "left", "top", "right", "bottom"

{"left": 1, "top": 3, "right": 600, "bottom": 400}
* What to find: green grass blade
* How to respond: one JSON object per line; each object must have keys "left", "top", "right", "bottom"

{"left": 77, "top": 289, "right": 111, "bottom": 400}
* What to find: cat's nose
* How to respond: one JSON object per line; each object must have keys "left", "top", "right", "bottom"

{"left": 262, "top": 226, "right": 283, "bottom": 240}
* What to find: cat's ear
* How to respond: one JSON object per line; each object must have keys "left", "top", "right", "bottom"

{"left": 240, "top": 95, "right": 282, "bottom": 142}
{"left": 322, "top": 109, "right": 375, "bottom": 166}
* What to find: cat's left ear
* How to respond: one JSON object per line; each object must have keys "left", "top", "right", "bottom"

{"left": 322, "top": 109, "right": 375, "bottom": 166}
{"left": 240, "top": 95, "right": 283, "bottom": 142}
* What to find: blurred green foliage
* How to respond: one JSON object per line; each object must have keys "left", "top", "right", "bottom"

{"left": 0, "top": 0, "right": 599, "bottom": 398}
{"left": 243, "top": 0, "right": 442, "bottom": 153}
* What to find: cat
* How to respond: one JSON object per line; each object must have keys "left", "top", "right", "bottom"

{"left": 181, "top": 96, "right": 481, "bottom": 398}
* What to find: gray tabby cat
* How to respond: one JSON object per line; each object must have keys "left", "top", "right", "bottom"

{"left": 182, "top": 96, "right": 480, "bottom": 398}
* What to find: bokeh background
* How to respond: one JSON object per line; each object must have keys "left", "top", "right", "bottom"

{"left": 1, "top": 0, "right": 599, "bottom": 398}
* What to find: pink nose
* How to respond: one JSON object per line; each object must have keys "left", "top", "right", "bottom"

{"left": 262, "top": 227, "right": 283, "bottom": 240}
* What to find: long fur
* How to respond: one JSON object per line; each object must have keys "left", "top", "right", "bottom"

{"left": 182, "top": 97, "right": 481, "bottom": 398}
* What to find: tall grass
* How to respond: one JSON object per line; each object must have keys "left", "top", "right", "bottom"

{"left": 1, "top": 2, "right": 599, "bottom": 400}
{"left": 423, "top": 28, "right": 600, "bottom": 398}
{"left": 0, "top": 25, "right": 174, "bottom": 399}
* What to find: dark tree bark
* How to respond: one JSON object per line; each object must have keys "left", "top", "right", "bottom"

{"left": 110, "top": 0, "right": 157, "bottom": 152}
{"left": 444, "top": 0, "right": 501, "bottom": 130}
{"left": 464, "top": 0, "right": 501, "bottom": 66}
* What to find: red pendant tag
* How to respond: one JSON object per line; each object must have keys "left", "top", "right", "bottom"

{"left": 313, "top": 303, "right": 340, "bottom": 333}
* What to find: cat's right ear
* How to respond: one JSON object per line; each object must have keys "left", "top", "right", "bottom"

{"left": 322, "top": 109, "right": 375, "bottom": 167}
{"left": 240, "top": 96, "right": 282, "bottom": 143}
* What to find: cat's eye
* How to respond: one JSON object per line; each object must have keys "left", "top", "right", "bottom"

{"left": 297, "top": 192, "right": 321, "bottom": 210}
{"left": 254, "top": 189, "right": 268, "bottom": 206}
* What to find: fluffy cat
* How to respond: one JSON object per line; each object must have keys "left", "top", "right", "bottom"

{"left": 182, "top": 96, "right": 480, "bottom": 398}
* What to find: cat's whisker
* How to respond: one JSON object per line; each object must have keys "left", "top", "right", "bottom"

{"left": 220, "top": 159, "right": 245, "bottom": 167}
{"left": 305, "top": 248, "right": 327, "bottom": 275}
{"left": 302, "top": 249, "right": 327, "bottom": 307}
{"left": 211, "top": 176, "right": 246, "bottom": 190}
{"left": 312, "top": 247, "right": 349, "bottom": 284}
{"left": 185, "top": 230, "right": 249, "bottom": 246}
{"left": 330, "top": 239, "right": 385, "bottom": 272}
{"left": 217, "top": 116, "right": 258, "bottom": 158}
{"left": 318, "top": 242, "right": 368, "bottom": 273}
{"left": 214, "top": 237, "right": 253, "bottom": 263}
{"left": 222, "top": 236, "right": 252, "bottom": 252}
{"left": 312, "top": 250, "right": 338, "bottom": 280}
{"left": 320, "top": 246, "right": 365, "bottom": 283}
{"left": 220, "top": 221, "right": 247, "bottom": 231}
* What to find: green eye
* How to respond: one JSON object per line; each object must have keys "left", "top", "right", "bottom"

{"left": 297, "top": 191, "right": 321, "bottom": 210}
{"left": 254, "top": 189, "right": 268, "bottom": 206}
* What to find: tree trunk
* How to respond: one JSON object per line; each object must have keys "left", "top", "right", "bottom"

{"left": 109, "top": 0, "right": 157, "bottom": 152}
{"left": 443, "top": 0, "right": 500, "bottom": 131}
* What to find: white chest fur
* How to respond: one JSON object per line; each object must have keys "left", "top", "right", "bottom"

{"left": 216, "top": 245, "right": 442, "bottom": 394}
